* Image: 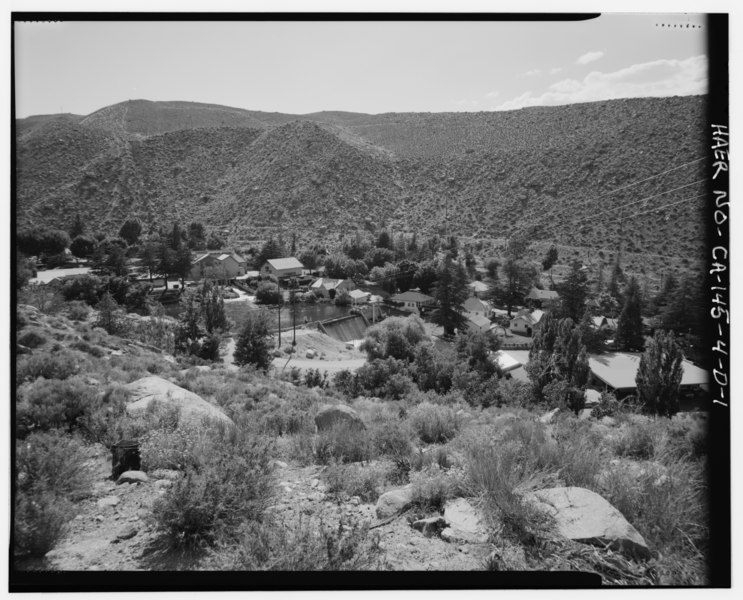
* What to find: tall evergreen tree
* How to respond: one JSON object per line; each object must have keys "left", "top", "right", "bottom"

{"left": 201, "top": 280, "right": 228, "bottom": 334}
{"left": 494, "top": 257, "right": 537, "bottom": 317}
{"left": 615, "top": 277, "right": 644, "bottom": 351}
{"left": 69, "top": 213, "right": 85, "bottom": 238}
{"left": 636, "top": 329, "right": 684, "bottom": 417}
{"left": 430, "top": 254, "right": 469, "bottom": 337}
{"left": 119, "top": 219, "right": 143, "bottom": 247}
{"left": 557, "top": 260, "right": 589, "bottom": 322}
{"left": 233, "top": 310, "right": 274, "bottom": 371}
{"left": 541, "top": 245, "right": 558, "bottom": 272}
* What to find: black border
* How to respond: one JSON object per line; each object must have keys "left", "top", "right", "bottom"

{"left": 9, "top": 11, "right": 729, "bottom": 592}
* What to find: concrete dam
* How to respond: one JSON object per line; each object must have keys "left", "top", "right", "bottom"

{"left": 318, "top": 312, "right": 370, "bottom": 343}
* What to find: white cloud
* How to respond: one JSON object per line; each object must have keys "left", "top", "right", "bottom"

{"left": 524, "top": 69, "right": 541, "bottom": 77}
{"left": 577, "top": 51, "right": 604, "bottom": 65}
{"left": 550, "top": 67, "right": 563, "bottom": 75}
{"left": 486, "top": 90, "right": 500, "bottom": 98}
{"left": 495, "top": 55, "right": 708, "bottom": 112}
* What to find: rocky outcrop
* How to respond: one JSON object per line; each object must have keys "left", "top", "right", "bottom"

{"left": 123, "top": 376, "right": 233, "bottom": 428}
{"left": 524, "top": 486, "right": 650, "bottom": 560}
{"left": 117, "top": 471, "right": 149, "bottom": 485}
{"left": 375, "top": 485, "right": 413, "bottom": 519}
{"left": 441, "top": 498, "right": 489, "bottom": 544}
{"left": 314, "top": 404, "right": 365, "bottom": 432}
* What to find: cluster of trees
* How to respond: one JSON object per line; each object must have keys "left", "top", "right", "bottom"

{"left": 174, "top": 280, "right": 230, "bottom": 361}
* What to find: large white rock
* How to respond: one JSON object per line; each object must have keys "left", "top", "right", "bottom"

{"left": 442, "top": 498, "right": 489, "bottom": 544}
{"left": 124, "top": 376, "right": 233, "bottom": 428}
{"left": 314, "top": 404, "right": 365, "bottom": 432}
{"left": 524, "top": 486, "right": 650, "bottom": 560}
{"left": 375, "top": 485, "right": 413, "bottom": 519}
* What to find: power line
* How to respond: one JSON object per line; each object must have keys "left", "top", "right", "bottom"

{"left": 512, "top": 156, "right": 706, "bottom": 236}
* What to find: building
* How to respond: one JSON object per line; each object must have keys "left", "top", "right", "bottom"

{"left": 468, "top": 280, "right": 490, "bottom": 298}
{"left": 348, "top": 289, "right": 371, "bottom": 304}
{"left": 190, "top": 252, "right": 248, "bottom": 282}
{"left": 261, "top": 257, "right": 304, "bottom": 279}
{"left": 587, "top": 352, "right": 709, "bottom": 397}
{"left": 525, "top": 287, "right": 559, "bottom": 308}
{"left": 509, "top": 309, "right": 545, "bottom": 336}
{"left": 310, "top": 277, "right": 356, "bottom": 299}
{"left": 466, "top": 312, "right": 491, "bottom": 333}
{"left": 464, "top": 296, "right": 490, "bottom": 318}
{"left": 390, "top": 290, "right": 436, "bottom": 314}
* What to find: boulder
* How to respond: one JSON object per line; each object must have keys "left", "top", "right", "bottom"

{"left": 96, "top": 495, "right": 121, "bottom": 509}
{"left": 442, "top": 498, "right": 489, "bottom": 544}
{"left": 584, "top": 389, "right": 602, "bottom": 407}
{"left": 123, "top": 376, "right": 234, "bottom": 428}
{"left": 524, "top": 487, "right": 650, "bottom": 560}
{"left": 375, "top": 485, "right": 413, "bottom": 519}
{"left": 578, "top": 408, "right": 594, "bottom": 421}
{"left": 306, "top": 349, "right": 316, "bottom": 359}
{"left": 117, "top": 470, "right": 149, "bottom": 485}
{"left": 314, "top": 404, "right": 365, "bottom": 432}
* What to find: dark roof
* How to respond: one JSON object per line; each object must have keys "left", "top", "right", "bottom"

{"left": 526, "top": 287, "right": 559, "bottom": 301}
{"left": 391, "top": 291, "right": 435, "bottom": 304}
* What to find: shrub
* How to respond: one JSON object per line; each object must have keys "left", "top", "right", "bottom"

{"left": 368, "top": 416, "right": 413, "bottom": 460}
{"left": 95, "top": 292, "right": 126, "bottom": 335}
{"left": 333, "top": 369, "right": 362, "bottom": 398}
{"left": 613, "top": 422, "right": 658, "bottom": 460}
{"left": 152, "top": 430, "right": 275, "bottom": 550}
{"left": 314, "top": 421, "right": 374, "bottom": 464}
{"left": 16, "top": 431, "right": 94, "bottom": 500}
{"left": 233, "top": 310, "right": 274, "bottom": 371}
{"left": 14, "top": 431, "right": 94, "bottom": 558}
{"left": 16, "top": 376, "right": 99, "bottom": 437}
{"left": 255, "top": 282, "right": 281, "bottom": 305}
{"left": 304, "top": 368, "right": 328, "bottom": 389}
{"left": 14, "top": 489, "right": 71, "bottom": 558}
{"left": 70, "top": 339, "right": 106, "bottom": 358}
{"left": 409, "top": 464, "right": 465, "bottom": 511}
{"left": 590, "top": 391, "right": 623, "bottom": 419}
{"left": 77, "top": 384, "right": 130, "bottom": 446}
{"left": 203, "top": 516, "right": 381, "bottom": 570}
{"left": 384, "top": 373, "right": 415, "bottom": 400}
{"left": 409, "top": 402, "right": 458, "bottom": 444}
{"left": 60, "top": 274, "right": 102, "bottom": 305}
{"left": 323, "top": 462, "right": 388, "bottom": 502}
{"left": 17, "top": 330, "right": 46, "bottom": 349}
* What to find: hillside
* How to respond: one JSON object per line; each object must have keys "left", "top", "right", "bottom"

{"left": 15, "top": 96, "right": 707, "bottom": 272}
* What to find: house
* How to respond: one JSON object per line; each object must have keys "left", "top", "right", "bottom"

{"left": 189, "top": 253, "right": 218, "bottom": 281}
{"left": 464, "top": 296, "right": 490, "bottom": 318}
{"left": 492, "top": 350, "right": 522, "bottom": 373}
{"left": 215, "top": 253, "right": 245, "bottom": 279}
{"left": 261, "top": 257, "right": 304, "bottom": 279}
{"left": 468, "top": 280, "right": 490, "bottom": 298}
{"left": 587, "top": 352, "right": 709, "bottom": 398}
{"left": 348, "top": 289, "right": 371, "bottom": 304}
{"left": 390, "top": 290, "right": 436, "bottom": 314}
{"left": 525, "top": 287, "right": 559, "bottom": 308}
{"left": 509, "top": 309, "right": 544, "bottom": 336}
{"left": 310, "top": 277, "right": 356, "bottom": 299}
{"left": 466, "top": 312, "right": 491, "bottom": 333}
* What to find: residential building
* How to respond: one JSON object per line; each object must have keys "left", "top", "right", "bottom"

{"left": 348, "top": 289, "right": 371, "bottom": 304}
{"left": 261, "top": 257, "right": 304, "bottom": 279}
{"left": 468, "top": 280, "right": 490, "bottom": 298}
{"left": 464, "top": 296, "right": 490, "bottom": 318}
{"left": 509, "top": 308, "right": 544, "bottom": 336}
{"left": 310, "top": 277, "right": 356, "bottom": 299}
{"left": 390, "top": 290, "right": 436, "bottom": 314}
{"left": 525, "top": 287, "right": 559, "bottom": 308}
{"left": 466, "top": 312, "right": 491, "bottom": 333}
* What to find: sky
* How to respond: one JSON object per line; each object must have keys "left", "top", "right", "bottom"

{"left": 13, "top": 13, "right": 708, "bottom": 118}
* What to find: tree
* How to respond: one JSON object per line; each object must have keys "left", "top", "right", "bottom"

{"left": 364, "top": 247, "right": 396, "bottom": 269}
{"left": 173, "top": 245, "right": 193, "bottom": 287}
{"left": 493, "top": 257, "right": 538, "bottom": 317}
{"left": 139, "top": 240, "right": 160, "bottom": 282}
{"left": 376, "top": 229, "right": 392, "bottom": 250}
{"left": 456, "top": 330, "right": 500, "bottom": 381}
{"left": 119, "top": 219, "right": 143, "bottom": 247}
{"left": 206, "top": 233, "right": 225, "bottom": 251}
{"left": 607, "top": 257, "right": 626, "bottom": 301}
{"left": 17, "top": 228, "right": 70, "bottom": 257}
{"left": 174, "top": 292, "right": 204, "bottom": 356}
{"left": 396, "top": 260, "right": 419, "bottom": 293}
{"left": 256, "top": 238, "right": 284, "bottom": 267}
{"left": 556, "top": 260, "right": 588, "bottom": 322}
{"left": 233, "top": 310, "right": 274, "bottom": 371}
{"left": 412, "top": 260, "right": 438, "bottom": 295}
{"left": 188, "top": 223, "right": 207, "bottom": 251}
{"left": 16, "top": 251, "right": 36, "bottom": 289}
{"left": 578, "top": 312, "right": 607, "bottom": 354}
{"left": 615, "top": 277, "right": 644, "bottom": 351}
{"left": 95, "top": 292, "right": 124, "bottom": 335}
{"left": 169, "top": 222, "right": 186, "bottom": 251}
{"left": 70, "top": 235, "right": 96, "bottom": 260}
{"left": 541, "top": 245, "right": 558, "bottom": 272}
{"left": 255, "top": 281, "right": 281, "bottom": 305}
{"left": 430, "top": 254, "right": 469, "bottom": 337}
{"left": 69, "top": 213, "right": 85, "bottom": 238}
{"left": 526, "top": 314, "right": 588, "bottom": 410}
{"left": 636, "top": 330, "right": 684, "bottom": 417}
{"left": 201, "top": 280, "right": 229, "bottom": 334}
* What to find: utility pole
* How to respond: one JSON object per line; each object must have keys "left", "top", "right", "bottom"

{"left": 277, "top": 289, "right": 282, "bottom": 348}
{"left": 291, "top": 281, "right": 297, "bottom": 347}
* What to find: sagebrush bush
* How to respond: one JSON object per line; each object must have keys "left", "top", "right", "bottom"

{"left": 140, "top": 424, "right": 209, "bottom": 471}
{"left": 17, "top": 330, "right": 46, "bottom": 349}
{"left": 14, "top": 489, "right": 71, "bottom": 558}
{"left": 409, "top": 464, "right": 465, "bottom": 511}
{"left": 71, "top": 339, "right": 106, "bottom": 358}
{"left": 367, "top": 414, "right": 413, "bottom": 459}
{"left": 16, "top": 376, "right": 99, "bottom": 437}
{"left": 323, "top": 462, "right": 388, "bottom": 502}
{"left": 14, "top": 431, "right": 94, "bottom": 558}
{"left": 314, "top": 421, "right": 374, "bottom": 464}
{"left": 203, "top": 516, "right": 381, "bottom": 570}
{"left": 77, "top": 384, "right": 130, "bottom": 446}
{"left": 152, "top": 429, "right": 275, "bottom": 550}
{"left": 16, "top": 349, "right": 85, "bottom": 383}
{"left": 66, "top": 301, "right": 91, "bottom": 322}
{"left": 613, "top": 421, "right": 659, "bottom": 460}
{"left": 408, "top": 402, "right": 458, "bottom": 444}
